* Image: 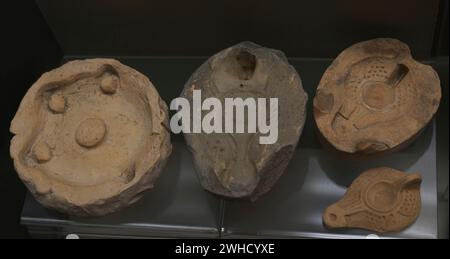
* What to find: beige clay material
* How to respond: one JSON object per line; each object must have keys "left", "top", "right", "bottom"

{"left": 10, "top": 59, "right": 171, "bottom": 217}
{"left": 314, "top": 38, "right": 441, "bottom": 155}
{"left": 182, "top": 42, "right": 308, "bottom": 200}
{"left": 323, "top": 167, "right": 422, "bottom": 233}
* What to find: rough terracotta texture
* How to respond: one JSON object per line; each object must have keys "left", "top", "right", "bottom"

{"left": 314, "top": 38, "right": 441, "bottom": 155}
{"left": 182, "top": 42, "right": 308, "bottom": 200}
{"left": 10, "top": 59, "right": 171, "bottom": 217}
{"left": 323, "top": 167, "right": 422, "bottom": 233}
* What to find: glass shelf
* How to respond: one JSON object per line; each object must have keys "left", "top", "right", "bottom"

{"left": 221, "top": 122, "right": 437, "bottom": 239}
{"left": 20, "top": 57, "right": 443, "bottom": 238}
{"left": 22, "top": 142, "right": 222, "bottom": 238}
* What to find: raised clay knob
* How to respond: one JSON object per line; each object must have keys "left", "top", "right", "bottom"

{"left": 75, "top": 118, "right": 107, "bottom": 148}
{"left": 48, "top": 92, "right": 66, "bottom": 113}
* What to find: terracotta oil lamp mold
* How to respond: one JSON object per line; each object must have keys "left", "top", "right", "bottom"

{"left": 314, "top": 38, "right": 441, "bottom": 157}
{"left": 181, "top": 42, "right": 308, "bottom": 200}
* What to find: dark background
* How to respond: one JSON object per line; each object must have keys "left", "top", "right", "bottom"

{"left": 36, "top": 0, "right": 446, "bottom": 58}
{"left": 0, "top": 0, "right": 448, "bottom": 238}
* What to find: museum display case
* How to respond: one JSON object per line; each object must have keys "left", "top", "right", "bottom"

{"left": 1, "top": 0, "right": 448, "bottom": 239}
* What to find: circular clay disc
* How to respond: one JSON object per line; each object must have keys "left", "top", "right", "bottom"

{"left": 181, "top": 42, "right": 308, "bottom": 200}
{"left": 313, "top": 38, "right": 441, "bottom": 155}
{"left": 10, "top": 59, "right": 171, "bottom": 216}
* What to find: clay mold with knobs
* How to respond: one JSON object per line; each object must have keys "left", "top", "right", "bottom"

{"left": 10, "top": 58, "right": 172, "bottom": 217}
{"left": 313, "top": 38, "right": 441, "bottom": 156}
{"left": 323, "top": 167, "right": 422, "bottom": 233}
{"left": 181, "top": 42, "right": 308, "bottom": 200}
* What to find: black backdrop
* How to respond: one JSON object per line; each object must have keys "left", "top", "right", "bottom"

{"left": 36, "top": 0, "right": 447, "bottom": 58}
